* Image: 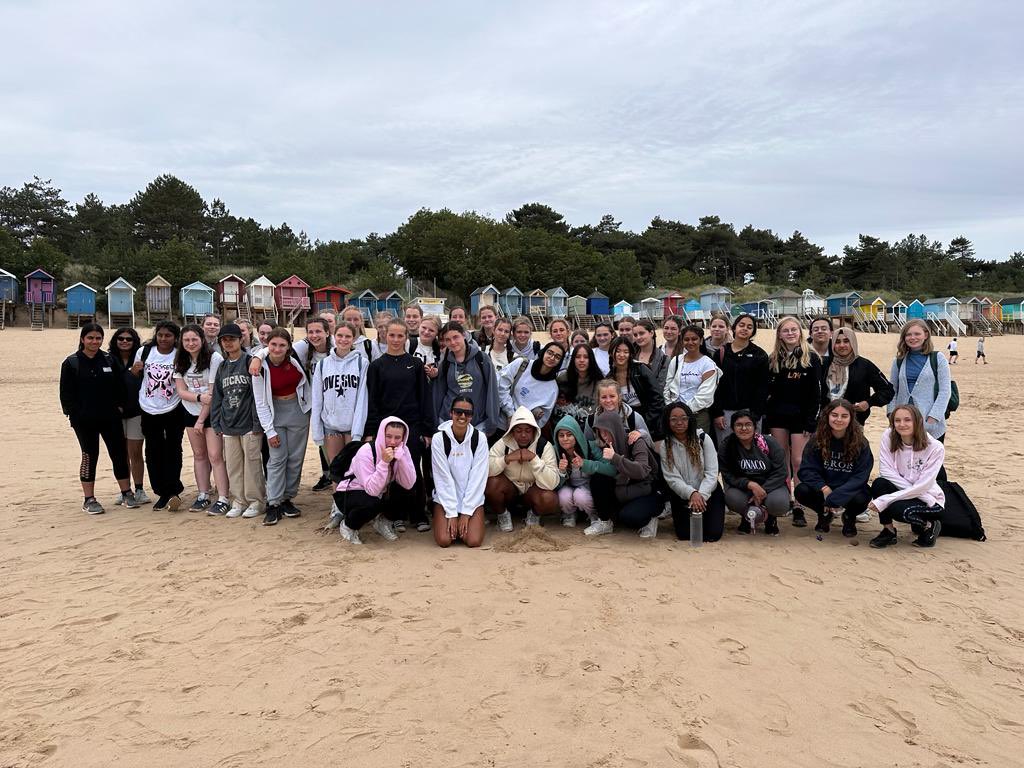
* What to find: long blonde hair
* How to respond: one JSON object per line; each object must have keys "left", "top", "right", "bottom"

{"left": 769, "top": 316, "right": 812, "bottom": 372}
{"left": 896, "top": 319, "right": 933, "bottom": 359}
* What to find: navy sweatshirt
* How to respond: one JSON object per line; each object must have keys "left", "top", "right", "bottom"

{"left": 797, "top": 437, "right": 873, "bottom": 506}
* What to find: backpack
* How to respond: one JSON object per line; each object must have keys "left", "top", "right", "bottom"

{"left": 936, "top": 480, "right": 986, "bottom": 541}
{"left": 503, "top": 435, "right": 550, "bottom": 461}
{"left": 440, "top": 429, "right": 481, "bottom": 458}
{"left": 66, "top": 350, "right": 116, "bottom": 374}
{"left": 329, "top": 440, "right": 376, "bottom": 483}
{"left": 896, "top": 352, "right": 959, "bottom": 418}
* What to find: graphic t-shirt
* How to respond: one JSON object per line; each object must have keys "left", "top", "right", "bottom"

{"left": 174, "top": 360, "right": 212, "bottom": 416}
{"left": 135, "top": 348, "right": 180, "bottom": 415}
{"left": 676, "top": 355, "right": 717, "bottom": 407}
{"left": 413, "top": 342, "right": 437, "bottom": 368}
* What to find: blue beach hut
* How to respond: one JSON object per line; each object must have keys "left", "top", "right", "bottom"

{"left": 105, "top": 277, "right": 136, "bottom": 328}
{"left": 470, "top": 284, "right": 499, "bottom": 316}
{"left": 65, "top": 282, "right": 97, "bottom": 327}
{"left": 499, "top": 287, "right": 523, "bottom": 317}
{"left": 586, "top": 290, "right": 610, "bottom": 316}
{"left": 180, "top": 281, "right": 215, "bottom": 323}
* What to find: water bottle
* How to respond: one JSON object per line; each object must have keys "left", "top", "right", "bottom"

{"left": 747, "top": 505, "right": 766, "bottom": 533}
{"left": 690, "top": 511, "right": 703, "bottom": 548}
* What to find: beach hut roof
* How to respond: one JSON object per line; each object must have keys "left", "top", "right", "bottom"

{"left": 276, "top": 274, "right": 310, "bottom": 288}
{"left": 25, "top": 268, "right": 54, "bottom": 280}
{"left": 66, "top": 282, "right": 97, "bottom": 293}
{"left": 146, "top": 275, "right": 171, "bottom": 288}
{"left": 381, "top": 290, "right": 404, "bottom": 299}
{"left": 1000, "top": 296, "right": 1024, "bottom": 305}
{"left": 700, "top": 285, "right": 733, "bottom": 296}
{"left": 656, "top": 290, "right": 684, "bottom": 299}
{"left": 907, "top": 298, "right": 925, "bottom": 306}
{"left": 313, "top": 284, "right": 352, "bottom": 294}
{"left": 891, "top": 300, "right": 908, "bottom": 308}
{"left": 528, "top": 288, "right": 548, "bottom": 296}
{"left": 587, "top": 289, "right": 608, "bottom": 299}
{"left": 471, "top": 284, "right": 499, "bottom": 296}
{"left": 501, "top": 286, "right": 522, "bottom": 295}
{"left": 546, "top": 286, "right": 569, "bottom": 297}
{"left": 357, "top": 289, "right": 378, "bottom": 299}
{"left": 765, "top": 289, "right": 802, "bottom": 299}
{"left": 826, "top": 291, "right": 861, "bottom": 299}
{"left": 0, "top": 268, "right": 18, "bottom": 279}
{"left": 181, "top": 280, "right": 213, "bottom": 291}
{"left": 218, "top": 274, "right": 246, "bottom": 285}
{"left": 249, "top": 275, "right": 275, "bottom": 288}
{"left": 104, "top": 278, "right": 135, "bottom": 291}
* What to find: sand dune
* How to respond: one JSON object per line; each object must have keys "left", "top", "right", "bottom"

{"left": 1, "top": 329, "right": 1022, "bottom": 767}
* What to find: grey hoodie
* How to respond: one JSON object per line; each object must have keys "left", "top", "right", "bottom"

{"left": 594, "top": 410, "right": 654, "bottom": 502}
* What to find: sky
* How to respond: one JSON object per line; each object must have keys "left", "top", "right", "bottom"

{"left": 1, "top": 0, "right": 1021, "bottom": 259}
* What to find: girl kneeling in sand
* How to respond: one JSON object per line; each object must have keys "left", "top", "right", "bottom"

{"left": 659, "top": 402, "right": 726, "bottom": 542}
{"left": 554, "top": 414, "right": 615, "bottom": 529}
{"left": 795, "top": 399, "right": 873, "bottom": 538}
{"left": 334, "top": 417, "right": 418, "bottom": 545}
{"left": 431, "top": 396, "right": 489, "bottom": 547}
{"left": 718, "top": 411, "right": 789, "bottom": 535}
{"left": 868, "top": 405, "right": 945, "bottom": 549}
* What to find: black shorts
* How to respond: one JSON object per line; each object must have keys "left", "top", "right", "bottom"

{"left": 181, "top": 410, "right": 199, "bottom": 428}
{"left": 763, "top": 413, "right": 809, "bottom": 434}
{"left": 949, "top": 351, "right": 958, "bottom": 357}
{"left": 976, "top": 351, "right": 985, "bottom": 358}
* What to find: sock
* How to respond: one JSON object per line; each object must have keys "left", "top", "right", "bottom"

{"left": 218, "top": 495, "right": 229, "bottom": 504}
{"left": 198, "top": 492, "right": 209, "bottom": 501}
{"left": 84, "top": 496, "right": 95, "bottom": 504}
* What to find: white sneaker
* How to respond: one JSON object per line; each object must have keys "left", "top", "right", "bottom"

{"left": 561, "top": 512, "right": 576, "bottom": 528}
{"left": 497, "top": 511, "right": 513, "bottom": 532}
{"left": 525, "top": 510, "right": 540, "bottom": 527}
{"left": 658, "top": 501, "right": 672, "bottom": 520}
{"left": 339, "top": 521, "right": 362, "bottom": 545}
{"left": 856, "top": 510, "right": 871, "bottom": 523}
{"left": 638, "top": 517, "right": 658, "bottom": 539}
{"left": 584, "top": 519, "right": 613, "bottom": 536}
{"left": 241, "top": 504, "right": 262, "bottom": 518}
{"left": 226, "top": 505, "right": 245, "bottom": 518}
{"left": 372, "top": 515, "right": 398, "bottom": 541}
{"left": 133, "top": 488, "right": 152, "bottom": 505}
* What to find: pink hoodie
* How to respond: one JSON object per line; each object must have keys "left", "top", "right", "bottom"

{"left": 873, "top": 428, "right": 945, "bottom": 512}
{"left": 336, "top": 416, "right": 417, "bottom": 498}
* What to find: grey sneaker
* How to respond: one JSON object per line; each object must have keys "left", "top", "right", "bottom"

{"left": 562, "top": 512, "right": 576, "bottom": 528}
{"left": 83, "top": 498, "right": 105, "bottom": 515}
{"left": 856, "top": 510, "right": 870, "bottom": 523}
{"left": 115, "top": 492, "right": 125, "bottom": 506}
{"left": 525, "top": 510, "right": 541, "bottom": 527}
{"left": 372, "top": 515, "right": 398, "bottom": 542}
{"left": 207, "top": 500, "right": 230, "bottom": 516}
{"left": 393, "top": 519, "right": 408, "bottom": 533}
{"left": 638, "top": 517, "right": 658, "bottom": 539}
{"left": 121, "top": 489, "right": 140, "bottom": 509}
{"left": 584, "top": 519, "right": 613, "bottom": 536}
{"left": 497, "top": 511, "right": 513, "bottom": 532}
{"left": 133, "top": 488, "right": 152, "bottom": 505}
{"left": 416, "top": 521, "right": 431, "bottom": 533}
{"left": 339, "top": 520, "right": 362, "bottom": 545}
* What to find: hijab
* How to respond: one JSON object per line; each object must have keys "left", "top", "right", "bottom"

{"left": 826, "top": 327, "right": 859, "bottom": 397}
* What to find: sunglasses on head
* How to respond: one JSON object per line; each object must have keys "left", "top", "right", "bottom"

{"left": 452, "top": 407, "right": 473, "bottom": 417}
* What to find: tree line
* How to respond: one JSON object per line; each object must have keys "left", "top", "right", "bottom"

{"left": 1, "top": 175, "right": 1021, "bottom": 306}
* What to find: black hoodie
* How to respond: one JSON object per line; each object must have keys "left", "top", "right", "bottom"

{"left": 710, "top": 342, "right": 770, "bottom": 419}
{"left": 365, "top": 351, "right": 434, "bottom": 436}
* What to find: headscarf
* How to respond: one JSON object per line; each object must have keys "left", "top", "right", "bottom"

{"left": 826, "top": 327, "right": 859, "bottom": 397}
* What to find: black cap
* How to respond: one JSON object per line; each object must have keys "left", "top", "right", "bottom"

{"left": 218, "top": 323, "right": 242, "bottom": 339}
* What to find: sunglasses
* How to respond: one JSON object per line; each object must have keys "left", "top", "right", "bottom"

{"left": 452, "top": 407, "right": 473, "bottom": 417}
{"left": 116, "top": 337, "right": 134, "bottom": 342}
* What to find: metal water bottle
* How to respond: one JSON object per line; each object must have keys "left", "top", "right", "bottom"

{"left": 690, "top": 511, "right": 703, "bottom": 547}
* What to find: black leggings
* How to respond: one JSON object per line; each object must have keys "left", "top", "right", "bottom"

{"left": 668, "top": 484, "right": 726, "bottom": 542}
{"left": 141, "top": 407, "right": 185, "bottom": 498}
{"left": 871, "top": 477, "right": 942, "bottom": 527}
{"left": 333, "top": 485, "right": 420, "bottom": 530}
{"left": 794, "top": 483, "right": 870, "bottom": 518}
{"left": 72, "top": 415, "right": 130, "bottom": 483}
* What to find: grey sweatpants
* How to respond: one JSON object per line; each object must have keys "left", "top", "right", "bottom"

{"left": 266, "top": 398, "right": 310, "bottom": 506}
{"left": 724, "top": 485, "right": 790, "bottom": 516}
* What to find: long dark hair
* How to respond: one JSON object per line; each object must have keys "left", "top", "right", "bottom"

{"left": 531, "top": 341, "right": 563, "bottom": 381}
{"left": 108, "top": 326, "right": 140, "bottom": 364}
{"left": 813, "top": 399, "right": 866, "bottom": 464}
{"left": 484, "top": 317, "right": 514, "bottom": 361}
{"left": 175, "top": 323, "right": 213, "bottom": 375}
{"left": 146, "top": 320, "right": 181, "bottom": 349}
{"left": 662, "top": 401, "right": 703, "bottom": 471}
{"left": 564, "top": 343, "right": 602, "bottom": 400}
{"left": 607, "top": 336, "right": 635, "bottom": 380}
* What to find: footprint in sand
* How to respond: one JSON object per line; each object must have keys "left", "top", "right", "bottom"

{"left": 717, "top": 637, "right": 750, "bottom": 665}
{"left": 673, "top": 732, "right": 721, "bottom": 768}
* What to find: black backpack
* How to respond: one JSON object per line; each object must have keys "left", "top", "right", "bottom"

{"left": 329, "top": 440, "right": 376, "bottom": 483}
{"left": 503, "top": 435, "right": 549, "bottom": 460}
{"left": 440, "top": 429, "right": 481, "bottom": 458}
{"left": 896, "top": 352, "right": 959, "bottom": 417}
{"left": 937, "top": 481, "right": 986, "bottom": 541}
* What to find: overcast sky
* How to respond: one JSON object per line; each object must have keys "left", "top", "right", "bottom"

{"left": 2, "top": 0, "right": 1020, "bottom": 258}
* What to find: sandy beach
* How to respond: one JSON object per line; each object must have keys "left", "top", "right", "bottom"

{"left": 1, "top": 327, "right": 1022, "bottom": 768}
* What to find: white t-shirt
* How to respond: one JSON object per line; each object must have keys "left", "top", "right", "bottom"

{"left": 593, "top": 348, "right": 611, "bottom": 376}
{"left": 413, "top": 342, "right": 437, "bottom": 368}
{"left": 948, "top": 340, "right": 958, "bottom": 352}
{"left": 134, "top": 348, "right": 181, "bottom": 415}
{"left": 676, "top": 355, "right": 717, "bottom": 407}
{"left": 619, "top": 384, "right": 641, "bottom": 409}
{"left": 173, "top": 360, "right": 212, "bottom": 416}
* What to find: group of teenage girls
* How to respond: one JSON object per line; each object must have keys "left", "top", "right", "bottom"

{"left": 60, "top": 298, "right": 953, "bottom": 549}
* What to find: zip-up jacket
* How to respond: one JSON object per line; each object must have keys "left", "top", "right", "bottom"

{"left": 710, "top": 343, "right": 770, "bottom": 419}
{"left": 252, "top": 355, "right": 312, "bottom": 439}
{"left": 311, "top": 348, "right": 368, "bottom": 444}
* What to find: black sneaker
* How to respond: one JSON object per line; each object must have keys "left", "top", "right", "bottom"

{"left": 791, "top": 509, "right": 807, "bottom": 528}
{"left": 281, "top": 500, "right": 301, "bottom": 518}
{"left": 913, "top": 520, "right": 941, "bottom": 548}
{"left": 153, "top": 496, "right": 170, "bottom": 511}
{"left": 737, "top": 518, "right": 752, "bottom": 535}
{"left": 189, "top": 496, "right": 212, "bottom": 513}
{"left": 841, "top": 513, "right": 858, "bottom": 538}
{"left": 869, "top": 528, "right": 898, "bottom": 548}
{"left": 207, "top": 500, "right": 230, "bottom": 516}
{"left": 814, "top": 509, "right": 833, "bottom": 533}
{"left": 263, "top": 505, "right": 282, "bottom": 526}
{"left": 764, "top": 516, "right": 780, "bottom": 536}
{"left": 312, "top": 475, "right": 332, "bottom": 492}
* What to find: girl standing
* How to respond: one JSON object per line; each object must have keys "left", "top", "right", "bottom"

{"left": 633, "top": 318, "right": 669, "bottom": 395}
{"left": 254, "top": 321, "right": 274, "bottom": 351}
{"left": 548, "top": 318, "right": 572, "bottom": 371}
{"left": 510, "top": 316, "right": 539, "bottom": 361}
{"left": 108, "top": 327, "right": 148, "bottom": 504}
{"left": 554, "top": 414, "right": 614, "bottom": 528}
{"left": 498, "top": 341, "right": 564, "bottom": 430}
{"left": 615, "top": 317, "right": 635, "bottom": 338}
{"left": 887, "top": 320, "right": 951, "bottom": 441}
{"left": 795, "top": 400, "right": 873, "bottom": 537}
{"left": 311, "top": 321, "right": 369, "bottom": 461}
{"left": 701, "top": 315, "right": 731, "bottom": 358}
{"left": 824, "top": 327, "right": 894, "bottom": 424}
{"left": 434, "top": 322, "right": 501, "bottom": 436}
{"left": 718, "top": 411, "right": 788, "bottom": 535}
{"left": 659, "top": 402, "right": 725, "bottom": 542}
{"left": 60, "top": 324, "right": 135, "bottom": 514}
{"left": 868, "top": 405, "right": 945, "bottom": 548}
{"left": 590, "top": 321, "right": 614, "bottom": 374}
{"left": 764, "top": 316, "right": 825, "bottom": 527}
{"left": 660, "top": 316, "right": 683, "bottom": 359}
{"left": 556, "top": 344, "right": 604, "bottom": 428}
{"left": 483, "top": 317, "right": 517, "bottom": 374}
{"left": 253, "top": 328, "right": 312, "bottom": 526}
{"left": 607, "top": 337, "right": 664, "bottom": 442}
{"left": 474, "top": 306, "right": 498, "bottom": 348}
{"left": 132, "top": 320, "right": 185, "bottom": 510}
{"left": 174, "top": 324, "right": 229, "bottom": 514}
{"left": 710, "top": 313, "right": 770, "bottom": 444}
{"left": 664, "top": 325, "right": 720, "bottom": 433}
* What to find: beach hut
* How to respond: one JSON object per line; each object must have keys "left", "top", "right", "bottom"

{"left": 699, "top": 286, "right": 733, "bottom": 316}
{"left": 661, "top": 291, "right": 685, "bottom": 318}
{"left": 180, "top": 281, "right": 215, "bottom": 323}
{"left": 104, "top": 278, "right": 136, "bottom": 329}
{"left": 499, "top": 287, "right": 523, "bottom": 318}
{"left": 586, "top": 290, "right": 610, "bottom": 317}
{"left": 858, "top": 296, "right": 886, "bottom": 320}
{"left": 905, "top": 299, "right": 926, "bottom": 321}
{"left": 216, "top": 274, "right": 248, "bottom": 320}
{"left": 826, "top": 291, "right": 861, "bottom": 319}
{"left": 469, "top": 284, "right": 500, "bottom": 316}
{"left": 683, "top": 297, "right": 702, "bottom": 322}
{"left": 415, "top": 296, "right": 447, "bottom": 321}
{"left": 979, "top": 296, "right": 1000, "bottom": 321}
{"left": 800, "top": 289, "right": 826, "bottom": 317}
{"left": 567, "top": 294, "right": 587, "bottom": 318}
{"left": 546, "top": 287, "right": 569, "bottom": 318}
{"left": 0, "top": 267, "right": 16, "bottom": 329}
{"left": 999, "top": 297, "right": 1024, "bottom": 322}
{"left": 65, "top": 282, "right": 97, "bottom": 328}
{"left": 612, "top": 300, "right": 634, "bottom": 320}
{"left": 888, "top": 300, "right": 908, "bottom": 328}
{"left": 527, "top": 289, "right": 549, "bottom": 315}
{"left": 351, "top": 289, "right": 377, "bottom": 322}
{"left": 922, "top": 296, "right": 967, "bottom": 335}
{"left": 25, "top": 268, "right": 56, "bottom": 330}
{"left": 246, "top": 275, "right": 277, "bottom": 322}
{"left": 274, "top": 275, "right": 311, "bottom": 326}
{"left": 145, "top": 275, "right": 172, "bottom": 323}
{"left": 378, "top": 290, "right": 404, "bottom": 317}
{"left": 766, "top": 289, "right": 803, "bottom": 316}
{"left": 312, "top": 284, "right": 351, "bottom": 314}
{"left": 638, "top": 296, "right": 661, "bottom": 320}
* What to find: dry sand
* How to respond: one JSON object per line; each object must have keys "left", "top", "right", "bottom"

{"left": 1, "top": 328, "right": 1022, "bottom": 768}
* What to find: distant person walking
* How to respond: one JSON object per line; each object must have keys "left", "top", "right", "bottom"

{"left": 947, "top": 337, "right": 959, "bottom": 364}
{"left": 976, "top": 337, "right": 987, "bottom": 364}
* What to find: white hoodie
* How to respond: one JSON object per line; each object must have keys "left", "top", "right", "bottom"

{"left": 252, "top": 356, "right": 312, "bottom": 439}
{"left": 431, "top": 420, "right": 489, "bottom": 518}
{"left": 311, "top": 349, "right": 369, "bottom": 443}
{"left": 498, "top": 357, "right": 558, "bottom": 428}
